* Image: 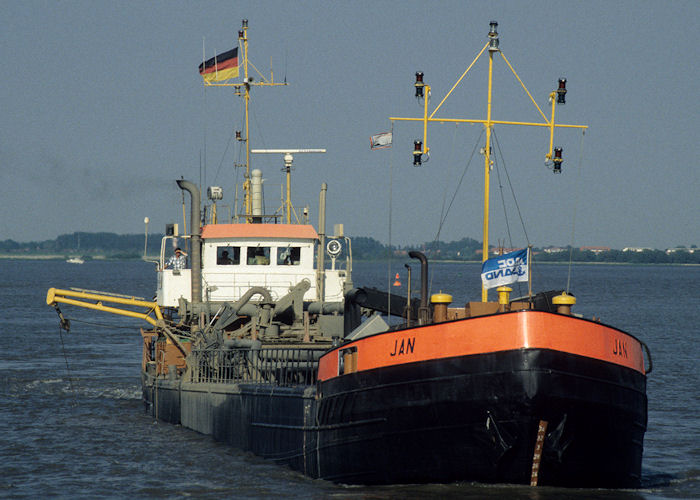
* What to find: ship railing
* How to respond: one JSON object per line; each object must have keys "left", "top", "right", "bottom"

{"left": 188, "top": 347, "right": 326, "bottom": 387}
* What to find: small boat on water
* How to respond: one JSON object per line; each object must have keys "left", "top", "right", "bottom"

{"left": 66, "top": 257, "right": 84, "bottom": 264}
{"left": 47, "top": 20, "right": 650, "bottom": 488}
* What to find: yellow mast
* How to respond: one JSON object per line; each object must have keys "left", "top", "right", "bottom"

{"left": 202, "top": 19, "right": 287, "bottom": 223}
{"left": 482, "top": 25, "right": 497, "bottom": 301}
{"left": 390, "top": 21, "right": 587, "bottom": 302}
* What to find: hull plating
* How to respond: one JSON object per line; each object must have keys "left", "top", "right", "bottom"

{"left": 143, "top": 347, "right": 646, "bottom": 487}
{"left": 316, "top": 348, "right": 646, "bottom": 487}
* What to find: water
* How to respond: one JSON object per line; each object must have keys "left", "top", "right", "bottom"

{"left": 1, "top": 259, "right": 698, "bottom": 499}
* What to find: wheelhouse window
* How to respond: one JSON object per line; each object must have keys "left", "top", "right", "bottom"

{"left": 217, "top": 246, "right": 240, "bottom": 265}
{"left": 277, "top": 246, "right": 301, "bottom": 266}
{"left": 247, "top": 246, "right": 270, "bottom": 265}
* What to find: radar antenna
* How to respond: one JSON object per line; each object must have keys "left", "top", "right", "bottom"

{"left": 251, "top": 149, "right": 326, "bottom": 224}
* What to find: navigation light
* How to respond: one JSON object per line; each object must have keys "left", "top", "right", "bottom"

{"left": 413, "top": 141, "right": 423, "bottom": 166}
{"left": 553, "top": 147, "right": 563, "bottom": 173}
{"left": 557, "top": 78, "right": 567, "bottom": 104}
{"left": 415, "top": 72, "right": 425, "bottom": 98}
{"left": 488, "top": 21, "right": 499, "bottom": 51}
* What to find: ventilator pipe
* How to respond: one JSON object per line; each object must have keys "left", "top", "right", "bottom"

{"left": 408, "top": 251, "right": 430, "bottom": 324}
{"left": 251, "top": 169, "right": 263, "bottom": 223}
{"left": 552, "top": 292, "right": 576, "bottom": 315}
{"left": 497, "top": 286, "right": 512, "bottom": 313}
{"left": 431, "top": 292, "right": 452, "bottom": 323}
{"left": 176, "top": 179, "right": 202, "bottom": 305}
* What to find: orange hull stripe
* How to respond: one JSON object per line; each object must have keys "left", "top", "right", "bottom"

{"left": 317, "top": 311, "right": 645, "bottom": 381}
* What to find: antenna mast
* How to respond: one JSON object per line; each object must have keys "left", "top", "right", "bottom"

{"left": 202, "top": 19, "right": 288, "bottom": 223}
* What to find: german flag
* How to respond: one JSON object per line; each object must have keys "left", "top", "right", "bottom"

{"left": 199, "top": 47, "right": 238, "bottom": 82}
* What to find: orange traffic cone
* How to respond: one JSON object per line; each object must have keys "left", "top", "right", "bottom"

{"left": 393, "top": 273, "right": 401, "bottom": 286}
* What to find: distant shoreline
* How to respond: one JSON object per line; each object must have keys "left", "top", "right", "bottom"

{"left": 3, "top": 231, "right": 697, "bottom": 265}
{"left": 3, "top": 254, "right": 697, "bottom": 267}
{"left": 0, "top": 254, "right": 158, "bottom": 261}
{"left": 359, "top": 259, "right": 700, "bottom": 267}
{"left": 0, "top": 254, "right": 81, "bottom": 260}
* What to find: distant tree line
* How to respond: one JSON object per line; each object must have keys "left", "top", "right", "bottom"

{"left": 0, "top": 232, "right": 163, "bottom": 259}
{"left": 1, "top": 232, "right": 698, "bottom": 264}
{"left": 354, "top": 238, "right": 700, "bottom": 264}
{"left": 534, "top": 247, "right": 700, "bottom": 264}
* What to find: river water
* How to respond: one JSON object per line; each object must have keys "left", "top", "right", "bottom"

{"left": 1, "top": 259, "right": 697, "bottom": 499}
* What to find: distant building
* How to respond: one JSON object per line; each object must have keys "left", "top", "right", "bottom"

{"left": 498, "top": 248, "right": 523, "bottom": 254}
{"left": 665, "top": 247, "right": 696, "bottom": 254}
{"left": 476, "top": 248, "right": 506, "bottom": 256}
{"left": 622, "top": 247, "right": 652, "bottom": 253}
{"left": 543, "top": 247, "right": 567, "bottom": 254}
{"left": 580, "top": 246, "right": 610, "bottom": 253}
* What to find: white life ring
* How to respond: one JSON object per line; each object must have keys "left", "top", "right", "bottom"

{"left": 326, "top": 239, "right": 342, "bottom": 257}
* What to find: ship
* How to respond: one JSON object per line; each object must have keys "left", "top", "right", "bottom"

{"left": 47, "top": 20, "right": 651, "bottom": 488}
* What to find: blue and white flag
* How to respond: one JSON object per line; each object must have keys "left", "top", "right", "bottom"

{"left": 480, "top": 248, "right": 529, "bottom": 289}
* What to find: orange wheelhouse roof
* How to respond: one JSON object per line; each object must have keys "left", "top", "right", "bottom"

{"left": 201, "top": 223, "right": 319, "bottom": 240}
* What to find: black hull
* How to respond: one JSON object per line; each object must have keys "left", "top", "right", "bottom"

{"left": 316, "top": 348, "right": 646, "bottom": 487}
{"left": 142, "top": 348, "right": 646, "bottom": 487}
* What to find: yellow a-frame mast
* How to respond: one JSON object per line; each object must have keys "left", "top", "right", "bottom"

{"left": 390, "top": 21, "right": 587, "bottom": 301}
{"left": 203, "top": 19, "right": 287, "bottom": 223}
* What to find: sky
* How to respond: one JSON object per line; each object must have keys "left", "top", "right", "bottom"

{"left": 2, "top": 0, "right": 698, "bottom": 250}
